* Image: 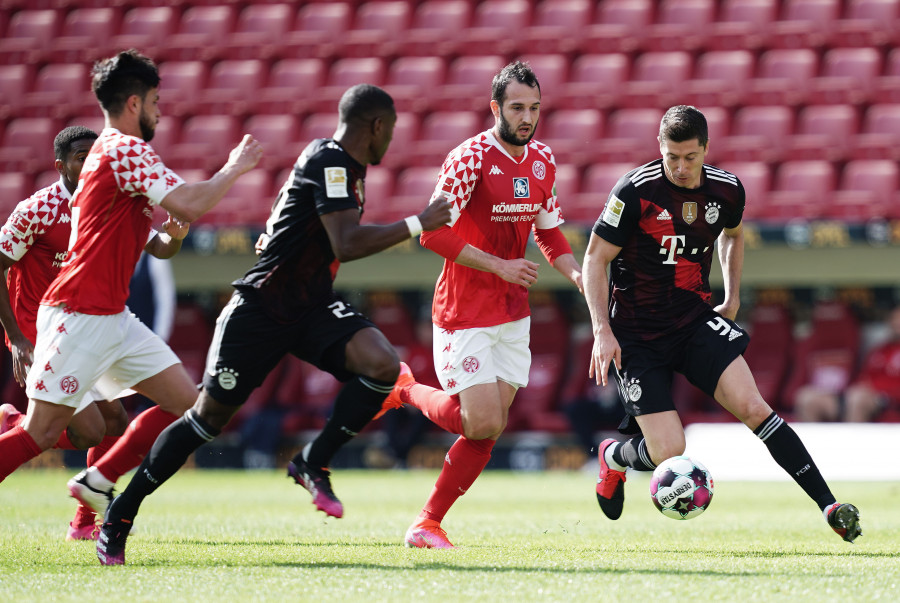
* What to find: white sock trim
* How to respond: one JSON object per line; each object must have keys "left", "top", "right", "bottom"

{"left": 86, "top": 466, "right": 115, "bottom": 491}
{"left": 605, "top": 444, "right": 627, "bottom": 472}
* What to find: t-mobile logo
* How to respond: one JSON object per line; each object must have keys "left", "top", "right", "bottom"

{"left": 659, "top": 235, "right": 685, "bottom": 265}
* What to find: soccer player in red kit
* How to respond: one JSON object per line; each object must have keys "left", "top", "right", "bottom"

{"left": 382, "top": 62, "right": 583, "bottom": 548}
{"left": 0, "top": 126, "right": 188, "bottom": 540}
{"left": 0, "top": 51, "right": 262, "bottom": 516}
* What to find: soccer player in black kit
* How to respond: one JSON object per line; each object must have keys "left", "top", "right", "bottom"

{"left": 96, "top": 84, "right": 452, "bottom": 565}
{"left": 584, "top": 105, "right": 861, "bottom": 543}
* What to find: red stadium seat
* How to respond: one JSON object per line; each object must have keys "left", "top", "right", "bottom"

{"left": 358, "top": 168, "right": 395, "bottom": 223}
{"left": 413, "top": 111, "right": 482, "bottom": 167}
{"left": 343, "top": 1, "right": 413, "bottom": 58}
{"left": 744, "top": 304, "right": 794, "bottom": 409}
{"left": 156, "top": 61, "right": 210, "bottom": 117}
{"left": 168, "top": 115, "right": 241, "bottom": 171}
{"left": 557, "top": 53, "right": 630, "bottom": 110}
{"left": 389, "top": 166, "right": 439, "bottom": 222}
{"left": 706, "top": 0, "right": 777, "bottom": 51}
{"left": 148, "top": 115, "right": 183, "bottom": 164}
{"left": 243, "top": 114, "right": 303, "bottom": 172}
{"left": 833, "top": 0, "right": 900, "bottom": 48}
{"left": 199, "top": 60, "right": 267, "bottom": 117}
{"left": 0, "top": 173, "right": 30, "bottom": 217}
{"left": 553, "top": 164, "right": 581, "bottom": 209}
{"left": 622, "top": 51, "right": 694, "bottom": 107}
{"left": 394, "top": 0, "right": 472, "bottom": 56}
{"left": 380, "top": 111, "right": 421, "bottom": 170}
{"left": 686, "top": 51, "right": 755, "bottom": 108}
{"left": 717, "top": 105, "right": 794, "bottom": 162}
{"left": 0, "top": 64, "right": 34, "bottom": 119}
{"left": 384, "top": 56, "right": 446, "bottom": 112}
{"left": 810, "top": 48, "right": 882, "bottom": 106}
{"left": 299, "top": 113, "right": 339, "bottom": 144}
{"left": 440, "top": 55, "right": 507, "bottom": 112}
{"left": 22, "top": 63, "right": 92, "bottom": 120}
{"left": 455, "top": 0, "right": 532, "bottom": 56}
{"left": 599, "top": 108, "right": 664, "bottom": 164}
{"left": 110, "top": 7, "right": 177, "bottom": 59}
{"left": 644, "top": 0, "right": 716, "bottom": 52}
{"left": 0, "top": 9, "right": 59, "bottom": 64}
{"left": 283, "top": 2, "right": 353, "bottom": 60}
{"left": 853, "top": 103, "right": 900, "bottom": 160}
{"left": 747, "top": 49, "right": 818, "bottom": 106}
{"left": 874, "top": 48, "right": 900, "bottom": 104}
{"left": 568, "top": 162, "right": 635, "bottom": 223}
{"left": 787, "top": 105, "right": 860, "bottom": 162}
{"left": 167, "top": 302, "right": 213, "bottom": 384}
{"left": 768, "top": 0, "right": 841, "bottom": 49}
{"left": 826, "top": 160, "right": 899, "bottom": 221}
{"left": 311, "top": 57, "right": 388, "bottom": 112}
{"left": 764, "top": 160, "right": 836, "bottom": 222}
{"left": 256, "top": 58, "right": 327, "bottom": 115}
{"left": 518, "top": 0, "right": 593, "bottom": 54}
{"left": 514, "top": 55, "right": 569, "bottom": 98}
{"left": 49, "top": 8, "right": 119, "bottom": 62}
{"left": 0, "top": 117, "right": 60, "bottom": 173}
{"left": 540, "top": 109, "right": 604, "bottom": 168}
{"left": 159, "top": 5, "right": 237, "bottom": 61}
{"left": 223, "top": 4, "right": 295, "bottom": 60}
{"left": 208, "top": 169, "right": 273, "bottom": 227}
{"left": 583, "top": 0, "right": 653, "bottom": 53}
{"left": 367, "top": 291, "right": 417, "bottom": 348}
{"left": 717, "top": 162, "right": 771, "bottom": 221}
{"left": 277, "top": 357, "right": 341, "bottom": 431}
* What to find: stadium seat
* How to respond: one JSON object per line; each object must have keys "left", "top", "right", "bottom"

{"left": 810, "top": 48, "right": 882, "bottom": 106}
{"left": 768, "top": 0, "right": 841, "bottom": 50}
{"left": 243, "top": 114, "right": 303, "bottom": 172}
{"left": 299, "top": 113, "right": 339, "bottom": 144}
{"left": 874, "top": 48, "right": 900, "bottom": 104}
{"left": 552, "top": 164, "right": 581, "bottom": 211}
{"left": 166, "top": 302, "right": 214, "bottom": 384}
{"left": 717, "top": 105, "right": 794, "bottom": 162}
{"left": 833, "top": 0, "right": 900, "bottom": 48}
{"left": 0, "top": 64, "right": 34, "bottom": 119}
{"left": 379, "top": 111, "right": 421, "bottom": 170}
{"left": 159, "top": 5, "right": 237, "bottom": 62}
{"left": 0, "top": 9, "right": 59, "bottom": 64}
{"left": 455, "top": 0, "right": 532, "bottom": 56}
{"left": 0, "top": 117, "right": 60, "bottom": 173}
{"left": 198, "top": 59, "right": 267, "bottom": 117}
{"left": 168, "top": 115, "right": 241, "bottom": 171}
{"left": 557, "top": 53, "right": 630, "bottom": 110}
{"left": 717, "top": 162, "right": 771, "bottom": 221}
{"left": 389, "top": 166, "right": 439, "bottom": 223}
{"left": 568, "top": 162, "right": 635, "bottom": 223}
{"left": 367, "top": 291, "right": 417, "bottom": 348}
{"left": 156, "top": 61, "right": 210, "bottom": 117}
{"left": 282, "top": 2, "right": 353, "bottom": 60}
{"left": 701, "top": 106, "right": 731, "bottom": 164}
{"left": 622, "top": 51, "right": 694, "bottom": 108}
{"left": 358, "top": 168, "right": 395, "bottom": 223}
{"left": 49, "top": 7, "right": 119, "bottom": 62}
{"left": 384, "top": 56, "right": 446, "bottom": 112}
{"left": 518, "top": 0, "right": 593, "bottom": 54}
{"left": 706, "top": 0, "right": 777, "bottom": 51}
{"left": 441, "top": 55, "right": 508, "bottom": 112}
{"left": 66, "top": 115, "right": 106, "bottom": 137}
{"left": 109, "top": 7, "right": 177, "bottom": 60}
{"left": 395, "top": 0, "right": 472, "bottom": 56}
{"left": 644, "top": 0, "right": 716, "bottom": 52}
{"left": 826, "top": 160, "right": 899, "bottom": 221}
{"left": 148, "top": 115, "right": 183, "bottom": 164}
{"left": 743, "top": 304, "right": 794, "bottom": 410}
{"left": 788, "top": 105, "right": 860, "bottom": 162}
{"left": 277, "top": 357, "right": 341, "bottom": 431}
{"left": 413, "top": 111, "right": 482, "bottom": 167}
{"left": 515, "top": 55, "right": 569, "bottom": 101}
{"left": 783, "top": 301, "right": 860, "bottom": 412}
{"left": 540, "top": 109, "right": 604, "bottom": 168}
{"left": 343, "top": 1, "right": 413, "bottom": 58}
{"left": 22, "top": 63, "right": 92, "bottom": 121}
{"left": 686, "top": 50, "right": 755, "bottom": 108}
{"left": 764, "top": 160, "right": 836, "bottom": 222}
{"left": 747, "top": 49, "right": 818, "bottom": 106}
{"left": 32, "top": 169, "right": 60, "bottom": 191}
{"left": 598, "top": 108, "right": 664, "bottom": 164}
{"left": 208, "top": 169, "right": 273, "bottom": 227}
{"left": 311, "top": 57, "right": 388, "bottom": 112}
{"left": 582, "top": 0, "right": 653, "bottom": 53}
{"left": 853, "top": 103, "right": 900, "bottom": 160}
{"left": 256, "top": 58, "right": 327, "bottom": 115}
{"left": 0, "top": 173, "right": 30, "bottom": 217}
{"left": 222, "top": 3, "right": 295, "bottom": 60}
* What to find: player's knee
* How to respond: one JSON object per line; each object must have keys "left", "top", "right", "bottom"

{"left": 461, "top": 413, "right": 503, "bottom": 440}
{"left": 360, "top": 353, "right": 401, "bottom": 384}
{"left": 104, "top": 408, "right": 129, "bottom": 437}
{"left": 67, "top": 425, "right": 104, "bottom": 449}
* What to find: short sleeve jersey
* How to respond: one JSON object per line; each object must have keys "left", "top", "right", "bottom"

{"left": 0, "top": 178, "right": 72, "bottom": 346}
{"left": 233, "top": 139, "right": 366, "bottom": 323}
{"left": 429, "top": 130, "right": 563, "bottom": 330}
{"left": 592, "top": 160, "right": 745, "bottom": 340}
{"left": 42, "top": 128, "right": 184, "bottom": 314}
{"left": 860, "top": 340, "right": 900, "bottom": 400}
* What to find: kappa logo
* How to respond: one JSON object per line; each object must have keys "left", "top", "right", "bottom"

{"left": 489, "top": 165, "right": 503, "bottom": 175}
{"left": 657, "top": 209, "right": 672, "bottom": 221}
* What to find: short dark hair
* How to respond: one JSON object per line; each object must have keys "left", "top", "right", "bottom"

{"left": 659, "top": 105, "right": 709, "bottom": 147}
{"left": 491, "top": 61, "right": 541, "bottom": 105}
{"left": 338, "top": 84, "right": 395, "bottom": 126}
{"left": 53, "top": 126, "right": 98, "bottom": 161}
{"left": 91, "top": 49, "right": 160, "bottom": 116}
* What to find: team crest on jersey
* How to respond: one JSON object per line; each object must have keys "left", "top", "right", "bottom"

{"left": 682, "top": 202, "right": 698, "bottom": 224}
{"left": 355, "top": 178, "right": 365, "bottom": 207}
{"left": 532, "top": 160, "right": 546, "bottom": 180}
{"left": 513, "top": 177, "right": 529, "bottom": 198}
{"left": 462, "top": 356, "right": 480, "bottom": 373}
{"left": 324, "top": 167, "right": 348, "bottom": 198}
{"left": 705, "top": 202, "right": 720, "bottom": 224}
{"left": 602, "top": 195, "right": 625, "bottom": 227}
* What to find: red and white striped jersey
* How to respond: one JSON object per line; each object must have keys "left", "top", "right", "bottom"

{"left": 0, "top": 178, "right": 72, "bottom": 346}
{"left": 42, "top": 128, "right": 184, "bottom": 315}
{"left": 428, "top": 130, "right": 563, "bottom": 330}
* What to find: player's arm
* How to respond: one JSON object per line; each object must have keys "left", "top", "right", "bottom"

{"left": 0, "top": 253, "right": 31, "bottom": 386}
{"left": 159, "top": 135, "right": 263, "bottom": 223}
{"left": 320, "top": 196, "right": 452, "bottom": 262}
{"left": 144, "top": 216, "right": 190, "bottom": 259}
{"left": 422, "top": 227, "right": 540, "bottom": 288}
{"left": 534, "top": 227, "right": 582, "bottom": 294}
{"left": 583, "top": 232, "right": 622, "bottom": 386}
{"left": 715, "top": 222, "right": 744, "bottom": 321}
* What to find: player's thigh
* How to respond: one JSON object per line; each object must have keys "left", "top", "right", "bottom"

{"left": 132, "top": 363, "right": 199, "bottom": 415}
{"left": 295, "top": 297, "right": 382, "bottom": 381}
{"left": 432, "top": 324, "right": 505, "bottom": 396}
{"left": 343, "top": 327, "right": 400, "bottom": 382}
{"left": 493, "top": 317, "right": 531, "bottom": 391}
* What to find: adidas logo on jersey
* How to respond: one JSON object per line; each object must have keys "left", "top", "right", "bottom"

{"left": 489, "top": 165, "right": 503, "bottom": 175}
{"left": 657, "top": 209, "right": 672, "bottom": 221}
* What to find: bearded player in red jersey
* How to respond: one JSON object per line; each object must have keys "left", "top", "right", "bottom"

{"left": 381, "top": 61, "right": 583, "bottom": 548}
{"left": 0, "top": 126, "right": 188, "bottom": 541}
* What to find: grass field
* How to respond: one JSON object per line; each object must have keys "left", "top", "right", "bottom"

{"left": 0, "top": 469, "right": 897, "bottom": 602}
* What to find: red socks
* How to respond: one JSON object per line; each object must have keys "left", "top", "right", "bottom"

{"left": 421, "top": 436, "right": 495, "bottom": 523}
{"left": 92, "top": 406, "right": 179, "bottom": 482}
{"left": 403, "top": 383, "right": 464, "bottom": 435}
{"left": 0, "top": 426, "right": 42, "bottom": 482}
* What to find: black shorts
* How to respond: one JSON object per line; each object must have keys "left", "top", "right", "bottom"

{"left": 613, "top": 307, "right": 750, "bottom": 434}
{"left": 202, "top": 291, "right": 376, "bottom": 406}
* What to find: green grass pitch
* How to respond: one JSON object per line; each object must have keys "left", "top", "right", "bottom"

{"left": 1, "top": 469, "right": 897, "bottom": 602}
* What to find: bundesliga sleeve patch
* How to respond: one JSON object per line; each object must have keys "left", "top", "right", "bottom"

{"left": 324, "top": 167, "right": 348, "bottom": 198}
{"left": 602, "top": 194, "right": 625, "bottom": 227}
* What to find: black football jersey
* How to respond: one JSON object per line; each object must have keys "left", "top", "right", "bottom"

{"left": 233, "top": 138, "right": 366, "bottom": 322}
{"left": 592, "top": 159, "right": 745, "bottom": 340}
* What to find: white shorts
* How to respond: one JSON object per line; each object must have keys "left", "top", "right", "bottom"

{"left": 26, "top": 305, "right": 180, "bottom": 410}
{"left": 433, "top": 317, "right": 531, "bottom": 395}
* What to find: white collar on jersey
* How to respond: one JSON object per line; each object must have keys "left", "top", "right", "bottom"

{"left": 57, "top": 176, "right": 73, "bottom": 201}
{"left": 485, "top": 129, "right": 529, "bottom": 165}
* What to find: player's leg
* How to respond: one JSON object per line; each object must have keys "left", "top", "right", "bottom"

{"left": 793, "top": 385, "right": 841, "bottom": 422}
{"left": 0, "top": 399, "right": 74, "bottom": 481}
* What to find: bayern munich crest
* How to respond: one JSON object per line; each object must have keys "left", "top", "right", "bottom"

{"left": 626, "top": 378, "right": 642, "bottom": 402}
{"left": 532, "top": 160, "right": 546, "bottom": 180}
{"left": 60, "top": 375, "right": 79, "bottom": 395}
{"left": 705, "top": 202, "right": 720, "bottom": 224}
{"left": 462, "top": 356, "right": 480, "bottom": 373}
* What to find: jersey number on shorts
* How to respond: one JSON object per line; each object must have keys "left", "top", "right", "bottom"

{"left": 706, "top": 316, "right": 733, "bottom": 337}
{"left": 329, "top": 301, "right": 356, "bottom": 319}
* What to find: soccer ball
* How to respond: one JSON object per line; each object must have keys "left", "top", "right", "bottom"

{"left": 649, "top": 456, "right": 714, "bottom": 520}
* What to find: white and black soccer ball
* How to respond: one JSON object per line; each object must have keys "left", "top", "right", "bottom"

{"left": 649, "top": 456, "right": 714, "bottom": 520}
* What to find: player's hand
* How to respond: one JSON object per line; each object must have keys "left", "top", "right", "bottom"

{"left": 254, "top": 232, "right": 270, "bottom": 255}
{"left": 589, "top": 328, "right": 621, "bottom": 387}
{"left": 418, "top": 196, "right": 452, "bottom": 231}
{"left": 10, "top": 337, "right": 33, "bottom": 388}
{"left": 162, "top": 215, "right": 190, "bottom": 240}
{"left": 226, "top": 135, "right": 264, "bottom": 175}
{"left": 713, "top": 299, "right": 739, "bottom": 321}
{"left": 496, "top": 258, "right": 539, "bottom": 288}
